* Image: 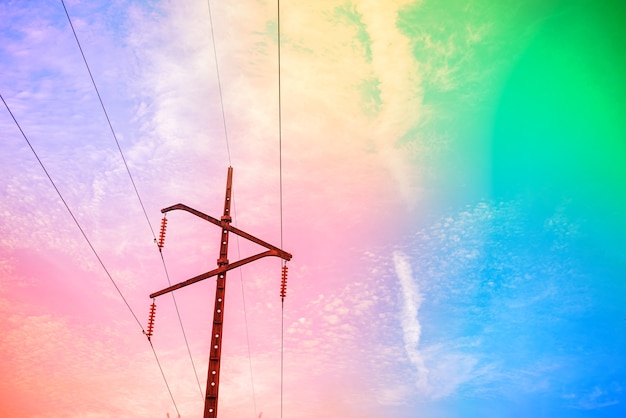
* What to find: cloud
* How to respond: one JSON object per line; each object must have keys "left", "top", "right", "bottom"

{"left": 394, "top": 250, "right": 480, "bottom": 399}
{"left": 570, "top": 384, "right": 622, "bottom": 410}
{"left": 393, "top": 250, "right": 427, "bottom": 389}
{"left": 384, "top": 198, "right": 616, "bottom": 404}
{"left": 357, "top": 0, "right": 424, "bottom": 208}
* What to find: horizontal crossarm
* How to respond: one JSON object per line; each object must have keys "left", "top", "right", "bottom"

{"left": 150, "top": 249, "right": 285, "bottom": 298}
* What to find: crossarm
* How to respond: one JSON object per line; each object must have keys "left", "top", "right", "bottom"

{"left": 162, "top": 203, "right": 292, "bottom": 260}
{"left": 150, "top": 250, "right": 287, "bottom": 298}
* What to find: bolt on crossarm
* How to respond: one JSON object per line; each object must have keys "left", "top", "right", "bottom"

{"left": 149, "top": 167, "right": 292, "bottom": 418}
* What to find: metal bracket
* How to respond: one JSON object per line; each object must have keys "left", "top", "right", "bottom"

{"left": 149, "top": 203, "right": 292, "bottom": 298}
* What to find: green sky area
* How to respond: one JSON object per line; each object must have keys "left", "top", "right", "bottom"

{"left": 398, "top": 0, "right": 625, "bottom": 234}
{"left": 414, "top": 0, "right": 625, "bottom": 303}
{"left": 493, "top": 1, "right": 626, "bottom": 209}
{"left": 491, "top": 0, "right": 626, "bottom": 290}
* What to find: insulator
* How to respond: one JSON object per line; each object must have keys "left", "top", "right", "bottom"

{"left": 146, "top": 301, "right": 156, "bottom": 340}
{"left": 280, "top": 264, "right": 288, "bottom": 299}
{"left": 157, "top": 217, "right": 167, "bottom": 249}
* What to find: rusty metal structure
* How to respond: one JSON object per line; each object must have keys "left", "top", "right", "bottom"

{"left": 149, "top": 166, "right": 292, "bottom": 418}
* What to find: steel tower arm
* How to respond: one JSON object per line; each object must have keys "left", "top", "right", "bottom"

{"left": 161, "top": 203, "right": 292, "bottom": 262}
{"left": 150, "top": 249, "right": 283, "bottom": 298}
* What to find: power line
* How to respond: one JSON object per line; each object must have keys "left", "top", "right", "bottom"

{"left": 149, "top": 340, "right": 182, "bottom": 418}
{"left": 277, "top": 1, "right": 286, "bottom": 418}
{"left": 207, "top": 0, "right": 232, "bottom": 166}
{"left": 160, "top": 250, "right": 205, "bottom": 400}
{"left": 60, "top": 0, "right": 204, "bottom": 404}
{"left": 1, "top": 93, "right": 144, "bottom": 330}
{"left": 1, "top": 92, "right": 182, "bottom": 416}
{"left": 278, "top": 0, "right": 284, "bottom": 252}
{"left": 60, "top": 0, "right": 156, "bottom": 240}
{"left": 231, "top": 192, "right": 259, "bottom": 418}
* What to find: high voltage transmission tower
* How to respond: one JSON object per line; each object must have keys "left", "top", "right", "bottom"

{"left": 147, "top": 166, "right": 292, "bottom": 418}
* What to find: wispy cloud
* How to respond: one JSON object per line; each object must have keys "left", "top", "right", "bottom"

{"left": 570, "top": 384, "right": 621, "bottom": 410}
{"left": 394, "top": 250, "right": 479, "bottom": 399}
{"left": 393, "top": 250, "right": 427, "bottom": 389}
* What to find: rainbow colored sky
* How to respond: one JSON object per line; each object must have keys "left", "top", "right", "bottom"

{"left": 1, "top": 1, "right": 625, "bottom": 417}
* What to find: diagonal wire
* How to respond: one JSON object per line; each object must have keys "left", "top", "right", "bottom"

{"left": 1, "top": 92, "right": 180, "bottom": 415}
{"left": 160, "top": 249, "right": 205, "bottom": 400}
{"left": 277, "top": 4, "right": 284, "bottom": 251}
{"left": 231, "top": 191, "right": 259, "bottom": 418}
{"left": 207, "top": 0, "right": 232, "bottom": 166}
{"left": 150, "top": 340, "right": 182, "bottom": 418}
{"left": 1, "top": 93, "right": 142, "bottom": 330}
{"left": 60, "top": 0, "right": 156, "bottom": 240}
{"left": 61, "top": 0, "right": 203, "bottom": 403}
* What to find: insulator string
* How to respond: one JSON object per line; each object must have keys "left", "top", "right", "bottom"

{"left": 158, "top": 216, "right": 168, "bottom": 250}
{"left": 145, "top": 300, "right": 157, "bottom": 340}
{"left": 280, "top": 265, "right": 288, "bottom": 301}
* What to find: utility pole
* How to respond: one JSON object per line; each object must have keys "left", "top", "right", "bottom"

{"left": 149, "top": 167, "right": 292, "bottom": 418}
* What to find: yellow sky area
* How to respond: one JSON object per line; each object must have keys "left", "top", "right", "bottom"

{"left": 277, "top": 1, "right": 424, "bottom": 210}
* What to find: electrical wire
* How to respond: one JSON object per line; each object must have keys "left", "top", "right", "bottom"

{"left": 278, "top": 1, "right": 284, "bottom": 252}
{"left": 2, "top": 93, "right": 143, "bottom": 330}
{"left": 231, "top": 192, "right": 259, "bottom": 418}
{"left": 1, "top": 92, "right": 180, "bottom": 415}
{"left": 277, "top": 1, "right": 286, "bottom": 418}
{"left": 281, "top": 301, "right": 285, "bottom": 418}
{"left": 149, "top": 340, "right": 182, "bottom": 418}
{"left": 207, "top": 0, "right": 232, "bottom": 166}
{"left": 61, "top": 0, "right": 204, "bottom": 404}
{"left": 60, "top": 0, "right": 156, "bottom": 240}
{"left": 160, "top": 251, "right": 205, "bottom": 400}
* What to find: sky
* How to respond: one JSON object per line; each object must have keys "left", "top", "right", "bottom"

{"left": 1, "top": 0, "right": 625, "bottom": 417}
